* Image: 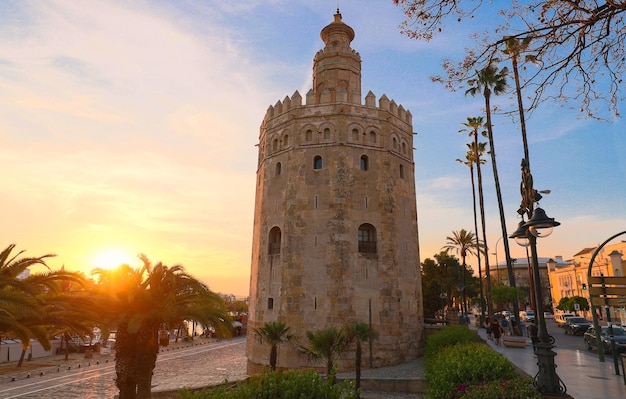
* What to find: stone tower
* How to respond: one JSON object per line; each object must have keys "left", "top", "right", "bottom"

{"left": 246, "top": 11, "right": 423, "bottom": 373}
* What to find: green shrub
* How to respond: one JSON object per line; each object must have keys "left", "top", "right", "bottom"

{"left": 425, "top": 325, "right": 481, "bottom": 360}
{"left": 426, "top": 342, "right": 517, "bottom": 399}
{"left": 179, "top": 369, "right": 358, "bottom": 399}
{"left": 459, "top": 376, "right": 541, "bottom": 399}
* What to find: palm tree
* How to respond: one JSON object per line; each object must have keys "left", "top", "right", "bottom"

{"left": 300, "top": 326, "right": 347, "bottom": 384}
{"left": 254, "top": 320, "right": 294, "bottom": 370}
{"left": 93, "top": 256, "right": 232, "bottom": 399}
{"left": 459, "top": 117, "right": 493, "bottom": 317}
{"left": 345, "top": 321, "right": 378, "bottom": 398}
{"left": 442, "top": 229, "right": 480, "bottom": 314}
{"left": 456, "top": 141, "right": 487, "bottom": 320}
{"left": 0, "top": 244, "right": 92, "bottom": 366}
{"left": 466, "top": 62, "right": 511, "bottom": 320}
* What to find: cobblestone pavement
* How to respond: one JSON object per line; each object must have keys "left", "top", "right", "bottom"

{"left": 0, "top": 337, "right": 247, "bottom": 399}
{"left": 0, "top": 336, "right": 427, "bottom": 399}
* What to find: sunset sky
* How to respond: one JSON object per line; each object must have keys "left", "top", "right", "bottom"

{"left": 2, "top": 1, "right": 625, "bottom": 297}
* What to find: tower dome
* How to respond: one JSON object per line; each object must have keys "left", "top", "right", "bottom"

{"left": 320, "top": 9, "right": 355, "bottom": 46}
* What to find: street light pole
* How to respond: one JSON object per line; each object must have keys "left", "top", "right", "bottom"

{"left": 510, "top": 159, "right": 566, "bottom": 396}
{"left": 492, "top": 236, "right": 502, "bottom": 285}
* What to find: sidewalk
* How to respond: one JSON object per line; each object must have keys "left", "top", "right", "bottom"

{"left": 472, "top": 324, "right": 626, "bottom": 399}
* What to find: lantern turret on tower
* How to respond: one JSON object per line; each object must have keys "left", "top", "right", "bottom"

{"left": 313, "top": 10, "right": 362, "bottom": 104}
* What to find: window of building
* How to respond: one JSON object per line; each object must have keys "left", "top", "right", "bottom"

{"left": 323, "top": 128, "right": 331, "bottom": 140}
{"left": 275, "top": 162, "right": 281, "bottom": 176}
{"left": 402, "top": 142, "right": 407, "bottom": 154}
{"left": 272, "top": 139, "right": 279, "bottom": 152}
{"left": 369, "top": 130, "right": 377, "bottom": 143}
{"left": 399, "top": 164, "right": 405, "bottom": 179}
{"left": 283, "top": 135, "right": 289, "bottom": 147}
{"left": 314, "top": 156, "right": 323, "bottom": 170}
{"left": 360, "top": 155, "right": 369, "bottom": 171}
{"left": 358, "top": 223, "right": 377, "bottom": 254}
{"left": 306, "top": 129, "right": 313, "bottom": 141}
{"left": 352, "top": 129, "right": 359, "bottom": 142}
{"left": 268, "top": 226, "right": 281, "bottom": 255}
{"left": 268, "top": 298, "right": 274, "bottom": 309}
{"left": 392, "top": 137, "right": 398, "bottom": 150}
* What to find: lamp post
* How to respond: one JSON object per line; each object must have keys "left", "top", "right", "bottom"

{"left": 509, "top": 159, "right": 566, "bottom": 396}
{"left": 492, "top": 236, "right": 502, "bottom": 285}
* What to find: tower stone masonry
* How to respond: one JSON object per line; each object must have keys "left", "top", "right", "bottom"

{"left": 246, "top": 11, "right": 424, "bottom": 374}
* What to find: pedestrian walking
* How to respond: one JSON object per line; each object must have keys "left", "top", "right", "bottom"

{"left": 484, "top": 316, "right": 492, "bottom": 340}
{"left": 500, "top": 316, "right": 509, "bottom": 335}
{"left": 490, "top": 318, "right": 503, "bottom": 346}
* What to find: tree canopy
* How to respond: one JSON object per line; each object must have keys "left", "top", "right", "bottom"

{"left": 394, "top": 0, "right": 626, "bottom": 118}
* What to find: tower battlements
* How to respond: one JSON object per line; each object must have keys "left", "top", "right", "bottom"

{"left": 263, "top": 90, "right": 413, "bottom": 127}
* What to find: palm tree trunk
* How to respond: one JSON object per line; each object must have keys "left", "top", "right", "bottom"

{"left": 17, "top": 348, "right": 27, "bottom": 367}
{"left": 115, "top": 324, "right": 138, "bottom": 399}
{"left": 326, "top": 358, "right": 334, "bottom": 385}
{"left": 474, "top": 123, "right": 492, "bottom": 318}
{"left": 270, "top": 344, "right": 278, "bottom": 370}
{"left": 136, "top": 327, "right": 159, "bottom": 399}
{"left": 63, "top": 333, "right": 71, "bottom": 361}
{"left": 470, "top": 163, "right": 485, "bottom": 324}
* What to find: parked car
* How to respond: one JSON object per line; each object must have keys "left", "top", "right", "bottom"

{"left": 519, "top": 310, "right": 535, "bottom": 322}
{"left": 543, "top": 311, "right": 554, "bottom": 319}
{"left": 564, "top": 317, "right": 592, "bottom": 335}
{"left": 584, "top": 326, "right": 626, "bottom": 354}
{"left": 555, "top": 313, "right": 575, "bottom": 327}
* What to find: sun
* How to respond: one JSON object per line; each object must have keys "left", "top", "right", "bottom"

{"left": 92, "top": 249, "right": 136, "bottom": 270}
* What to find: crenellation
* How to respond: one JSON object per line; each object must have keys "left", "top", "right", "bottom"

{"left": 291, "top": 91, "right": 302, "bottom": 106}
{"left": 266, "top": 91, "right": 411, "bottom": 131}
{"left": 274, "top": 99, "right": 282, "bottom": 115}
{"left": 378, "top": 94, "right": 390, "bottom": 110}
{"left": 283, "top": 95, "right": 291, "bottom": 111}
{"left": 389, "top": 99, "right": 398, "bottom": 117}
{"left": 365, "top": 91, "right": 376, "bottom": 107}
{"left": 265, "top": 105, "right": 274, "bottom": 122}
{"left": 305, "top": 89, "right": 316, "bottom": 105}
{"left": 398, "top": 105, "right": 406, "bottom": 122}
{"left": 321, "top": 89, "right": 333, "bottom": 104}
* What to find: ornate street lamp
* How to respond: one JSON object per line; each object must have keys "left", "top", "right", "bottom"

{"left": 510, "top": 159, "right": 566, "bottom": 396}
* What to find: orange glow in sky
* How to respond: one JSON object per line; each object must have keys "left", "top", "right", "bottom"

{"left": 2, "top": 2, "right": 625, "bottom": 297}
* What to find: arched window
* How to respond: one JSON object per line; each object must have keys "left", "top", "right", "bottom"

{"left": 283, "top": 135, "right": 289, "bottom": 147}
{"left": 360, "top": 155, "right": 369, "bottom": 171}
{"left": 402, "top": 142, "right": 407, "bottom": 154}
{"left": 358, "top": 223, "right": 377, "bottom": 254}
{"left": 314, "top": 155, "right": 323, "bottom": 170}
{"left": 268, "top": 227, "right": 281, "bottom": 255}
{"left": 392, "top": 137, "right": 398, "bottom": 150}
{"left": 399, "top": 164, "right": 405, "bottom": 179}
{"left": 275, "top": 162, "right": 282, "bottom": 176}
{"left": 272, "top": 139, "right": 279, "bottom": 152}
{"left": 352, "top": 129, "right": 359, "bottom": 142}
{"left": 323, "top": 128, "right": 331, "bottom": 140}
{"left": 369, "top": 130, "right": 377, "bottom": 143}
{"left": 306, "top": 129, "right": 313, "bottom": 141}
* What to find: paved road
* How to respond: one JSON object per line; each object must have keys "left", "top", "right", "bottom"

{"left": 0, "top": 337, "right": 247, "bottom": 399}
